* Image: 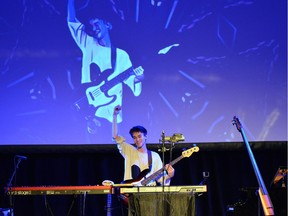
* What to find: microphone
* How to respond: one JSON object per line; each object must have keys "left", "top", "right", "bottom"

{"left": 161, "top": 130, "right": 165, "bottom": 142}
{"left": 15, "top": 155, "right": 27, "bottom": 160}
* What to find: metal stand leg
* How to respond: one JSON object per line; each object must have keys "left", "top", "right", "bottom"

{"left": 80, "top": 192, "right": 87, "bottom": 216}
{"left": 44, "top": 195, "right": 54, "bottom": 216}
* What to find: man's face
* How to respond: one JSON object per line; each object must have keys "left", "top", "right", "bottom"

{"left": 132, "top": 131, "right": 146, "bottom": 149}
{"left": 89, "top": 18, "right": 109, "bottom": 39}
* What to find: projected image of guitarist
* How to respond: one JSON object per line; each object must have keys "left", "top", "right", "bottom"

{"left": 68, "top": 0, "right": 144, "bottom": 134}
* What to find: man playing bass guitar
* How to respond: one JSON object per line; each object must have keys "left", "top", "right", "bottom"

{"left": 112, "top": 105, "right": 175, "bottom": 186}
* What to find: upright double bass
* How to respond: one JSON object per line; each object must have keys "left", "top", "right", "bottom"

{"left": 233, "top": 116, "right": 274, "bottom": 216}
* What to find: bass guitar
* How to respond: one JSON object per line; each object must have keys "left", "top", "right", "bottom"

{"left": 233, "top": 116, "right": 274, "bottom": 216}
{"left": 124, "top": 146, "right": 199, "bottom": 186}
{"left": 73, "top": 66, "right": 144, "bottom": 114}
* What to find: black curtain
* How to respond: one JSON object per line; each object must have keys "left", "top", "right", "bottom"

{"left": 0, "top": 142, "right": 287, "bottom": 216}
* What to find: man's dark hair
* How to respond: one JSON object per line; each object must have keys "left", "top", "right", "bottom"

{"left": 129, "top": 126, "right": 147, "bottom": 137}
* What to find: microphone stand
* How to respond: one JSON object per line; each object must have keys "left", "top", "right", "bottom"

{"left": 159, "top": 131, "right": 168, "bottom": 216}
{"left": 169, "top": 141, "right": 175, "bottom": 165}
{"left": 159, "top": 131, "right": 168, "bottom": 188}
{"left": 5, "top": 156, "right": 25, "bottom": 216}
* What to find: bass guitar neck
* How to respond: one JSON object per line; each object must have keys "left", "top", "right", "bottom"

{"left": 131, "top": 146, "right": 199, "bottom": 186}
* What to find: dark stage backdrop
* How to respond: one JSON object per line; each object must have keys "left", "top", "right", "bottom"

{"left": 0, "top": 0, "right": 287, "bottom": 145}
{"left": 0, "top": 141, "right": 287, "bottom": 216}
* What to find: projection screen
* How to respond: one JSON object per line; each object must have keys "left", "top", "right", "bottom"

{"left": 0, "top": 0, "right": 287, "bottom": 145}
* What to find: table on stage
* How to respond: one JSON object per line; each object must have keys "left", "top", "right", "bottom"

{"left": 120, "top": 185, "right": 207, "bottom": 216}
{"left": 128, "top": 193, "right": 195, "bottom": 216}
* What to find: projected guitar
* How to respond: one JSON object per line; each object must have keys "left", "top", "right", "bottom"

{"left": 73, "top": 66, "right": 144, "bottom": 114}
{"left": 123, "top": 146, "right": 200, "bottom": 186}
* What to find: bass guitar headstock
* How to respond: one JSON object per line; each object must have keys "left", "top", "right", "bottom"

{"left": 182, "top": 146, "right": 199, "bottom": 158}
